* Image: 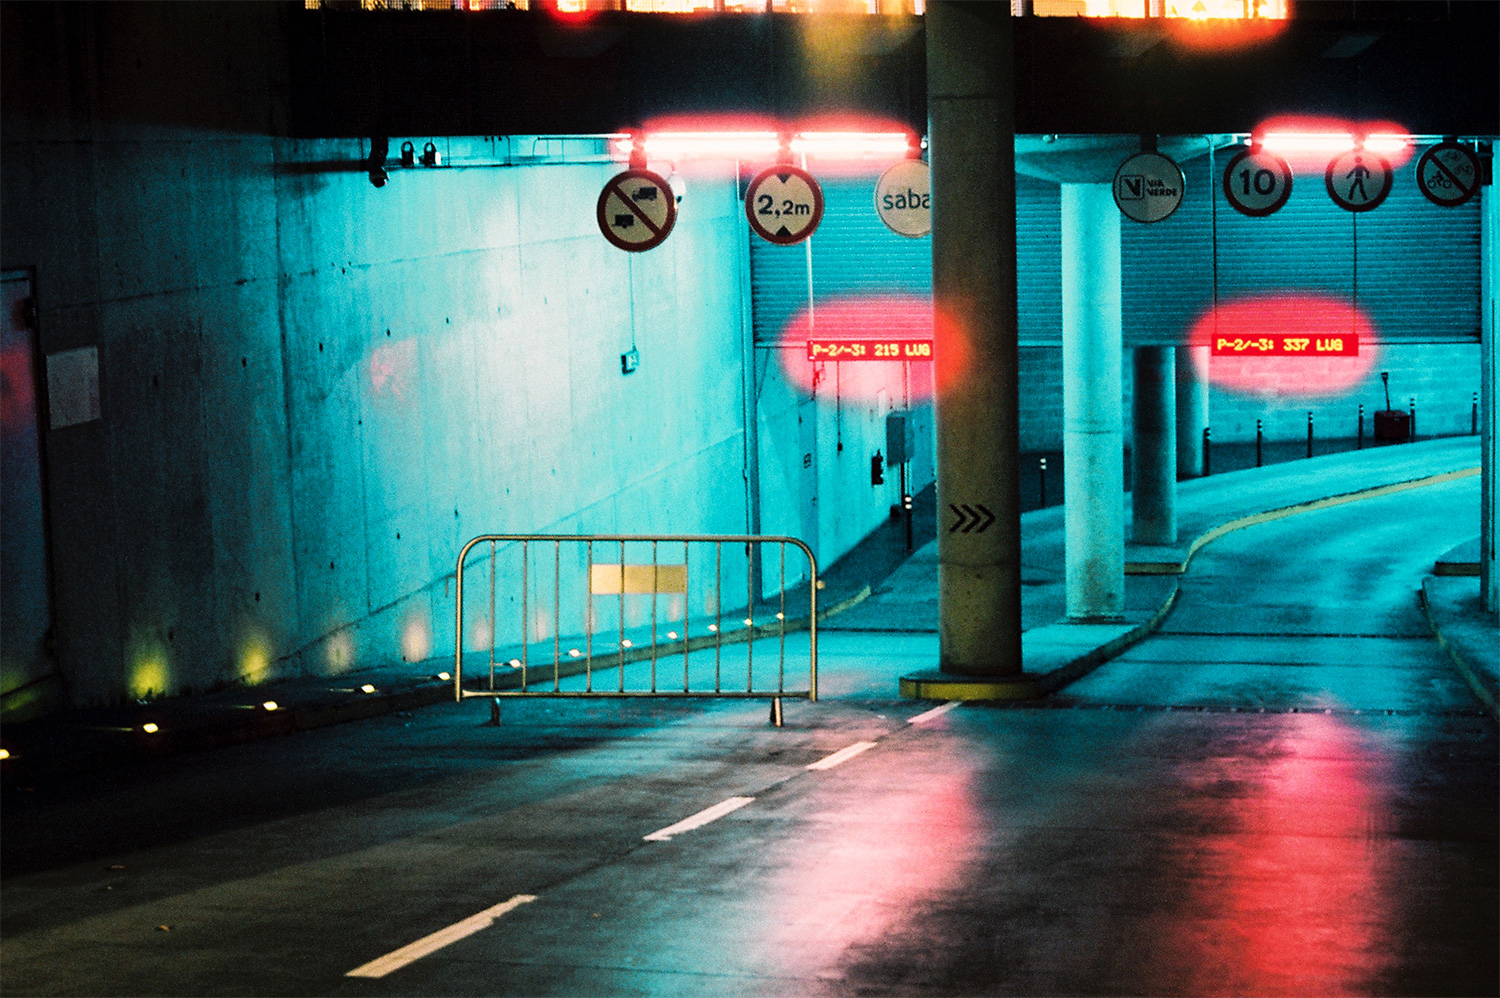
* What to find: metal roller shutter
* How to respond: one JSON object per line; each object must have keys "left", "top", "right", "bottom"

{"left": 750, "top": 173, "right": 932, "bottom": 345}
{"left": 750, "top": 145, "right": 1481, "bottom": 350}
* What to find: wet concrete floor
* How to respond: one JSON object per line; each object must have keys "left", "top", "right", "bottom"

{"left": 1, "top": 451, "right": 1495, "bottom": 997}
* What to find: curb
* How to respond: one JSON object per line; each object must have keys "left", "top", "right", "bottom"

{"left": 0, "top": 585, "right": 876, "bottom": 784}
{"left": 1418, "top": 580, "right": 1499, "bottom": 723}
{"left": 1027, "top": 465, "right": 1483, "bottom": 697}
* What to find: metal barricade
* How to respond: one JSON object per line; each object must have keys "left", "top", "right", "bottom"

{"left": 453, "top": 535, "right": 818, "bottom": 708}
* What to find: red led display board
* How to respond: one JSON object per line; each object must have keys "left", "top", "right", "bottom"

{"left": 806, "top": 339, "right": 933, "bottom": 361}
{"left": 1211, "top": 334, "right": 1359, "bottom": 357}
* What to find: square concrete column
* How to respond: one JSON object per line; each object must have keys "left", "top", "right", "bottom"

{"left": 1132, "top": 345, "right": 1177, "bottom": 544}
{"left": 1061, "top": 183, "right": 1124, "bottom": 621}
{"left": 1175, "top": 345, "right": 1209, "bottom": 479}
{"left": 904, "top": 2, "right": 1034, "bottom": 700}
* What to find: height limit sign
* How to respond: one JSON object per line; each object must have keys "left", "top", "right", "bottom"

{"left": 597, "top": 169, "right": 677, "bottom": 252}
{"left": 745, "top": 165, "right": 824, "bottom": 245}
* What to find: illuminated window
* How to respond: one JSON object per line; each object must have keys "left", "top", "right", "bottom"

{"left": 305, "top": 0, "right": 926, "bottom": 12}
{"left": 1026, "top": 0, "right": 1286, "bottom": 15}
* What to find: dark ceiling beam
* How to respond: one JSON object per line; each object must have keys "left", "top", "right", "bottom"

{"left": 286, "top": 4, "right": 1498, "bottom": 139}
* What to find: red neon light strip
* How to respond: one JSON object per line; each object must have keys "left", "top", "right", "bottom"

{"left": 1211, "top": 335, "right": 1360, "bottom": 357}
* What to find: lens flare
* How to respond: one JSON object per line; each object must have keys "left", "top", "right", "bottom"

{"left": 1251, "top": 116, "right": 1415, "bottom": 169}
{"left": 776, "top": 295, "right": 941, "bottom": 404}
{"left": 1185, "top": 293, "right": 1379, "bottom": 399}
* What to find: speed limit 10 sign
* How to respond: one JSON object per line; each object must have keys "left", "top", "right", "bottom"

{"left": 1223, "top": 147, "right": 1293, "bottom": 217}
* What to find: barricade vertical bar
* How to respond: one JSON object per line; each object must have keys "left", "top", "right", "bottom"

{"left": 488, "top": 540, "right": 497, "bottom": 691}
{"left": 553, "top": 541, "right": 561, "bottom": 692}
{"left": 714, "top": 542, "right": 723, "bottom": 692}
{"left": 618, "top": 540, "right": 626, "bottom": 693}
{"left": 650, "top": 540, "right": 659, "bottom": 693}
{"left": 586, "top": 540, "right": 594, "bottom": 693}
{"left": 746, "top": 542, "right": 755, "bottom": 692}
{"left": 682, "top": 541, "right": 690, "bottom": 692}
{"left": 778, "top": 541, "right": 786, "bottom": 694}
{"left": 454, "top": 541, "right": 467, "bottom": 703}
{"left": 521, "top": 540, "right": 529, "bottom": 691}
{"left": 808, "top": 544, "right": 818, "bottom": 702}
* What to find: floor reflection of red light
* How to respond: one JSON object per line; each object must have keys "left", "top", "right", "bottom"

{"left": 751, "top": 767, "right": 984, "bottom": 976}
{"left": 777, "top": 295, "right": 939, "bottom": 403}
{"left": 1186, "top": 294, "right": 1379, "bottom": 399}
{"left": 1147, "top": 715, "right": 1396, "bottom": 996}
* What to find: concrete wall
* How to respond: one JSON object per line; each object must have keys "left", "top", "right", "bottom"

{"left": 1, "top": 4, "right": 754, "bottom": 706}
{"left": 755, "top": 349, "right": 935, "bottom": 586}
{"left": 1016, "top": 343, "right": 1482, "bottom": 453}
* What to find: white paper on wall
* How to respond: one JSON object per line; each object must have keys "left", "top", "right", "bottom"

{"left": 47, "top": 346, "right": 101, "bottom": 429}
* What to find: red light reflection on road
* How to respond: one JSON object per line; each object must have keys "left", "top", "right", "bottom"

{"left": 777, "top": 295, "right": 940, "bottom": 403}
{"left": 750, "top": 767, "right": 985, "bottom": 976}
{"left": 1145, "top": 714, "right": 1397, "bottom": 996}
{"left": 1186, "top": 294, "right": 1379, "bottom": 399}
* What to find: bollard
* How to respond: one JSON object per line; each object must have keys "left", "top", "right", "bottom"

{"left": 769, "top": 696, "right": 783, "bottom": 728}
{"left": 1202, "top": 426, "right": 1211, "bottom": 476}
{"left": 1256, "top": 419, "right": 1263, "bottom": 468}
{"left": 1039, "top": 455, "right": 1048, "bottom": 508}
{"left": 1306, "top": 411, "right": 1313, "bottom": 459}
{"left": 1358, "top": 403, "right": 1364, "bottom": 450}
{"left": 1474, "top": 392, "right": 1480, "bottom": 436}
{"left": 488, "top": 697, "right": 501, "bottom": 726}
{"left": 1409, "top": 398, "right": 1416, "bottom": 442}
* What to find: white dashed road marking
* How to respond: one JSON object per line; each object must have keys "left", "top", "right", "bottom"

{"left": 805, "top": 741, "right": 878, "bottom": 770}
{"left": 907, "top": 700, "right": 962, "bottom": 724}
{"left": 346, "top": 894, "right": 538, "bottom": 979}
{"left": 643, "top": 796, "right": 756, "bottom": 842}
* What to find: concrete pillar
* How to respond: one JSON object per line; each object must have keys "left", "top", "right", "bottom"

{"left": 1481, "top": 162, "right": 1497, "bottom": 613}
{"left": 1175, "top": 345, "right": 1209, "bottom": 479}
{"left": 1062, "top": 183, "right": 1124, "bottom": 621}
{"left": 926, "top": 3, "right": 1023, "bottom": 679}
{"left": 1132, "top": 346, "right": 1176, "bottom": 544}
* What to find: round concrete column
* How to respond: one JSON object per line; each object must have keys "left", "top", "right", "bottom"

{"left": 1061, "top": 183, "right": 1124, "bottom": 621}
{"left": 908, "top": 2, "right": 1030, "bottom": 698}
{"left": 1132, "top": 346, "right": 1176, "bottom": 545}
{"left": 1175, "top": 345, "right": 1209, "bottom": 479}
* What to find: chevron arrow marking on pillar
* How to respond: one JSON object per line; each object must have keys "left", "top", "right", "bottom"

{"left": 975, "top": 504, "right": 995, "bottom": 532}
{"left": 948, "top": 503, "right": 997, "bottom": 534}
